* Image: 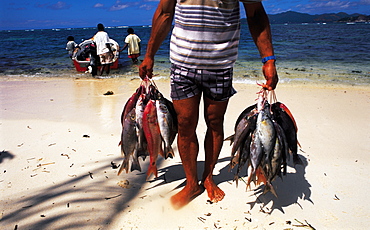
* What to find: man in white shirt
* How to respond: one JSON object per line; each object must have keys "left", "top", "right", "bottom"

{"left": 93, "top": 23, "right": 114, "bottom": 76}
{"left": 122, "top": 28, "right": 141, "bottom": 64}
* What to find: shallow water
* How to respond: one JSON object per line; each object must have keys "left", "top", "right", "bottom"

{"left": 1, "top": 23, "right": 369, "bottom": 85}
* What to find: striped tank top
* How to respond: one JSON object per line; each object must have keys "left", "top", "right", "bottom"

{"left": 170, "top": 0, "right": 262, "bottom": 70}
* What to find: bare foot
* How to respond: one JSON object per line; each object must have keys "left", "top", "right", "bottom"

{"left": 170, "top": 184, "right": 204, "bottom": 210}
{"left": 203, "top": 177, "right": 225, "bottom": 203}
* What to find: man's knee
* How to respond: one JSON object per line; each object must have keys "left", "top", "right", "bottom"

{"left": 177, "top": 116, "right": 197, "bottom": 134}
{"left": 205, "top": 115, "right": 224, "bottom": 132}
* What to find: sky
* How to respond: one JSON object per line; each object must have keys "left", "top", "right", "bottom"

{"left": 1, "top": 0, "right": 370, "bottom": 30}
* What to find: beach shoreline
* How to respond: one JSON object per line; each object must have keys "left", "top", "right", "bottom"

{"left": 1, "top": 76, "right": 369, "bottom": 229}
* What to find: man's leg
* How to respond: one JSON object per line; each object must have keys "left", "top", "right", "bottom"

{"left": 106, "top": 64, "right": 111, "bottom": 75}
{"left": 202, "top": 97, "right": 229, "bottom": 203}
{"left": 99, "top": 65, "right": 105, "bottom": 76}
{"left": 170, "top": 94, "right": 204, "bottom": 209}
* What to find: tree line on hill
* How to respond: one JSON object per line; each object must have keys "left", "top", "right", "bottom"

{"left": 259, "top": 11, "right": 370, "bottom": 24}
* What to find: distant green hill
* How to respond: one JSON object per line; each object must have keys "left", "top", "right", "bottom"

{"left": 258, "top": 11, "right": 370, "bottom": 24}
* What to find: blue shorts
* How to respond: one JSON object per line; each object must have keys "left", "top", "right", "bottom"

{"left": 170, "top": 64, "right": 237, "bottom": 101}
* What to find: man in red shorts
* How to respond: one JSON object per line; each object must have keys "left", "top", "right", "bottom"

{"left": 139, "top": 0, "right": 278, "bottom": 210}
{"left": 121, "top": 28, "right": 141, "bottom": 64}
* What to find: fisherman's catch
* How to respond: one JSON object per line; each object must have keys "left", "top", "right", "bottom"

{"left": 118, "top": 79, "right": 178, "bottom": 179}
{"left": 226, "top": 89, "right": 302, "bottom": 197}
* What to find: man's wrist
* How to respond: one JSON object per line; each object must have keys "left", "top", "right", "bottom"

{"left": 262, "top": 55, "right": 276, "bottom": 64}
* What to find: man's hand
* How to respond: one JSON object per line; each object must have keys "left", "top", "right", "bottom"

{"left": 262, "top": 60, "right": 278, "bottom": 90}
{"left": 139, "top": 58, "right": 154, "bottom": 80}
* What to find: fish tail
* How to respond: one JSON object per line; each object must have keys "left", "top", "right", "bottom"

{"left": 165, "top": 146, "right": 175, "bottom": 159}
{"left": 146, "top": 163, "right": 158, "bottom": 180}
{"left": 246, "top": 173, "right": 253, "bottom": 190}
{"left": 130, "top": 156, "right": 141, "bottom": 172}
{"left": 117, "top": 158, "right": 129, "bottom": 176}
{"left": 263, "top": 182, "right": 278, "bottom": 197}
{"left": 233, "top": 174, "right": 239, "bottom": 187}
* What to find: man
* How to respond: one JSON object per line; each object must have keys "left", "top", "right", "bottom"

{"left": 93, "top": 23, "right": 114, "bottom": 76}
{"left": 139, "top": 0, "right": 278, "bottom": 210}
{"left": 65, "top": 36, "right": 77, "bottom": 59}
{"left": 121, "top": 28, "right": 141, "bottom": 64}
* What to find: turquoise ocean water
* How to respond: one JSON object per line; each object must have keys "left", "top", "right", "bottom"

{"left": 1, "top": 23, "right": 369, "bottom": 85}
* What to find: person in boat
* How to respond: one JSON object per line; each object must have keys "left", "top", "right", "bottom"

{"left": 121, "top": 28, "right": 141, "bottom": 64}
{"left": 92, "top": 23, "right": 114, "bottom": 76}
{"left": 139, "top": 0, "right": 278, "bottom": 210}
{"left": 66, "top": 36, "right": 77, "bottom": 59}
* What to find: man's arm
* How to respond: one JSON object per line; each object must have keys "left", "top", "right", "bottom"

{"left": 244, "top": 2, "right": 278, "bottom": 90}
{"left": 139, "top": 0, "right": 176, "bottom": 79}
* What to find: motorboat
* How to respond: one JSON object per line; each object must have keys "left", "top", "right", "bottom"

{"left": 72, "top": 39, "right": 120, "bottom": 72}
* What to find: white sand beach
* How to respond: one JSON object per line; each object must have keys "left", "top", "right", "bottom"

{"left": 1, "top": 77, "right": 369, "bottom": 229}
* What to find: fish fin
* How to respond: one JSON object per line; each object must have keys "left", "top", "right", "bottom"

{"left": 224, "top": 134, "right": 235, "bottom": 145}
{"left": 255, "top": 167, "right": 267, "bottom": 185}
{"left": 230, "top": 153, "right": 240, "bottom": 169}
{"left": 159, "top": 150, "right": 165, "bottom": 158}
{"left": 146, "top": 164, "right": 158, "bottom": 180}
{"left": 297, "top": 140, "right": 302, "bottom": 148}
{"left": 246, "top": 173, "right": 253, "bottom": 190}
{"left": 118, "top": 140, "right": 122, "bottom": 146}
{"left": 279, "top": 103, "right": 298, "bottom": 132}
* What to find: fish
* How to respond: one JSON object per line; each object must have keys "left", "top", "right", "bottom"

{"left": 232, "top": 131, "right": 252, "bottom": 186}
{"left": 142, "top": 99, "right": 163, "bottom": 180}
{"left": 270, "top": 135, "right": 282, "bottom": 179}
{"left": 273, "top": 122, "right": 288, "bottom": 176}
{"left": 234, "top": 104, "right": 257, "bottom": 131}
{"left": 271, "top": 102, "right": 302, "bottom": 165}
{"left": 256, "top": 102, "right": 276, "bottom": 171}
{"left": 135, "top": 94, "right": 148, "bottom": 160}
{"left": 225, "top": 104, "right": 257, "bottom": 145}
{"left": 229, "top": 109, "right": 257, "bottom": 159}
{"left": 228, "top": 90, "right": 300, "bottom": 197}
{"left": 121, "top": 85, "right": 143, "bottom": 126}
{"left": 156, "top": 96, "right": 177, "bottom": 159}
{"left": 238, "top": 131, "right": 253, "bottom": 172}
{"left": 118, "top": 108, "right": 139, "bottom": 175}
{"left": 247, "top": 130, "right": 262, "bottom": 187}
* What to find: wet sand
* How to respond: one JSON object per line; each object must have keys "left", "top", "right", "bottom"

{"left": 1, "top": 76, "right": 369, "bottom": 229}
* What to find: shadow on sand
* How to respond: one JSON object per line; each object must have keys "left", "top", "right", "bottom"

{"left": 0, "top": 150, "right": 15, "bottom": 164}
{"left": 148, "top": 153, "right": 312, "bottom": 214}
{"left": 2, "top": 151, "right": 311, "bottom": 228}
{"left": 1, "top": 156, "right": 152, "bottom": 229}
{"left": 246, "top": 155, "right": 313, "bottom": 213}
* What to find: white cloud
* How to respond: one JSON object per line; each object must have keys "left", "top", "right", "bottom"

{"left": 110, "top": 4, "right": 129, "bottom": 11}
{"left": 139, "top": 4, "right": 155, "bottom": 10}
{"left": 94, "top": 3, "right": 104, "bottom": 8}
{"left": 36, "top": 1, "right": 70, "bottom": 10}
{"left": 109, "top": 0, "right": 129, "bottom": 11}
